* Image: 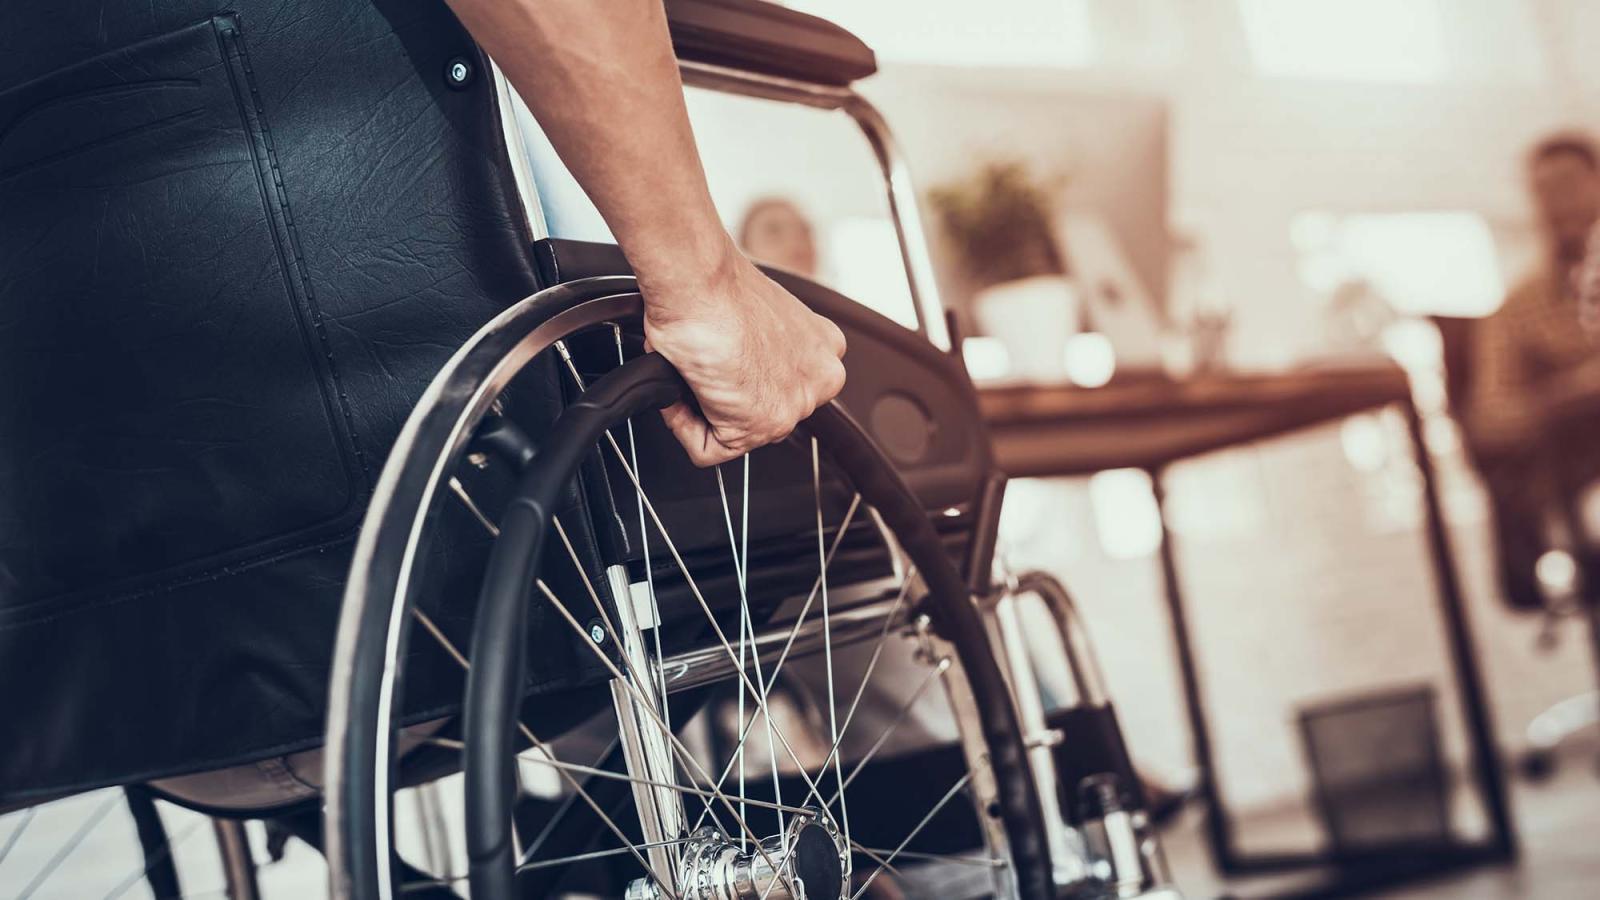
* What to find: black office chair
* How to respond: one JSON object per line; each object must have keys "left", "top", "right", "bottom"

{"left": 1433, "top": 316, "right": 1600, "bottom": 777}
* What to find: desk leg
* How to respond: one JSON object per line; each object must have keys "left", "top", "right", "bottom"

{"left": 1148, "top": 467, "right": 1235, "bottom": 873}
{"left": 1401, "top": 401, "right": 1517, "bottom": 861}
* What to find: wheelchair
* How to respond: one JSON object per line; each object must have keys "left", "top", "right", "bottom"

{"left": 0, "top": 2, "right": 1181, "bottom": 899}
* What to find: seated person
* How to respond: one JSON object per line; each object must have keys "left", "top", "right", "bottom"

{"left": 1465, "top": 133, "right": 1600, "bottom": 608}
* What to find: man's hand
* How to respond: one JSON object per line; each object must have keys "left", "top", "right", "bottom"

{"left": 444, "top": 0, "right": 846, "bottom": 464}
{"left": 643, "top": 242, "right": 847, "bottom": 467}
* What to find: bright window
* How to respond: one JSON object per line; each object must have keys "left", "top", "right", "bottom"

{"left": 1237, "top": 0, "right": 1448, "bottom": 83}
{"left": 1292, "top": 211, "right": 1504, "bottom": 317}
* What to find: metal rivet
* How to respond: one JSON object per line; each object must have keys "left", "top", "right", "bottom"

{"left": 445, "top": 56, "right": 474, "bottom": 90}
{"left": 588, "top": 621, "right": 607, "bottom": 644}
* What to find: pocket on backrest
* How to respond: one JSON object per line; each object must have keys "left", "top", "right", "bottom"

{"left": 0, "top": 15, "right": 366, "bottom": 612}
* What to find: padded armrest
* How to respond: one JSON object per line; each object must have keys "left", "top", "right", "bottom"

{"left": 665, "top": 0, "right": 877, "bottom": 87}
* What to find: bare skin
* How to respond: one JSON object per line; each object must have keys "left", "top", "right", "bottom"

{"left": 445, "top": 0, "right": 846, "bottom": 466}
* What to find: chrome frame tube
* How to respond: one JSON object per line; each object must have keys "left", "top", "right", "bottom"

{"left": 607, "top": 565, "right": 685, "bottom": 891}
{"left": 657, "top": 581, "right": 903, "bottom": 695}
{"left": 678, "top": 61, "right": 954, "bottom": 351}
{"left": 490, "top": 63, "right": 550, "bottom": 243}
{"left": 991, "top": 592, "right": 1089, "bottom": 886}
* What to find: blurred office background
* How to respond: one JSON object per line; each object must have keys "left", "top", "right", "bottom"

{"left": 669, "top": 0, "right": 1600, "bottom": 893}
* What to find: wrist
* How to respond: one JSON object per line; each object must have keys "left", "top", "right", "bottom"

{"left": 629, "top": 224, "right": 743, "bottom": 319}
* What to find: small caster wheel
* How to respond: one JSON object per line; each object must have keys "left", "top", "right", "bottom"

{"left": 1519, "top": 747, "right": 1557, "bottom": 781}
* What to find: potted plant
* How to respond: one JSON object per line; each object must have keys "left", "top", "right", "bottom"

{"left": 928, "top": 161, "right": 1075, "bottom": 381}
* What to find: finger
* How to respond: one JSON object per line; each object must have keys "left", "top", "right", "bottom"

{"left": 660, "top": 401, "right": 743, "bottom": 468}
{"left": 825, "top": 319, "right": 847, "bottom": 357}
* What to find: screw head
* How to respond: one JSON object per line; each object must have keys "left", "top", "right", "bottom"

{"left": 445, "top": 56, "right": 474, "bottom": 90}
{"left": 588, "top": 622, "right": 607, "bottom": 644}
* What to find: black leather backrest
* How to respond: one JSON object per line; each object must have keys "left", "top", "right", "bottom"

{"left": 0, "top": 1, "right": 538, "bottom": 609}
{"left": 0, "top": 1, "right": 546, "bottom": 800}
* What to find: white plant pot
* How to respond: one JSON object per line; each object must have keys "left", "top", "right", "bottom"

{"left": 973, "top": 275, "right": 1078, "bottom": 383}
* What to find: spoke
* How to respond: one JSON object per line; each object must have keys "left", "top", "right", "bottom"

{"left": 519, "top": 836, "right": 692, "bottom": 874}
{"left": 689, "top": 494, "right": 862, "bottom": 834}
{"left": 404, "top": 837, "right": 697, "bottom": 894}
{"left": 851, "top": 770, "right": 977, "bottom": 900}
{"left": 798, "top": 567, "right": 919, "bottom": 818}
{"left": 856, "top": 847, "right": 1004, "bottom": 869}
{"left": 580, "top": 438, "right": 842, "bottom": 834}
{"left": 548, "top": 516, "right": 715, "bottom": 830}
{"left": 446, "top": 468, "right": 791, "bottom": 884}
{"left": 554, "top": 342, "right": 832, "bottom": 833}
{"left": 448, "top": 477, "right": 499, "bottom": 537}
{"left": 16, "top": 790, "right": 120, "bottom": 900}
{"left": 813, "top": 438, "right": 850, "bottom": 854}
{"left": 0, "top": 806, "right": 36, "bottom": 868}
{"left": 617, "top": 326, "right": 672, "bottom": 737}
{"left": 519, "top": 735, "right": 619, "bottom": 866}
{"left": 828, "top": 659, "right": 951, "bottom": 809}
{"left": 717, "top": 459, "right": 787, "bottom": 854}
{"left": 102, "top": 819, "right": 208, "bottom": 900}
{"left": 850, "top": 842, "right": 906, "bottom": 878}
{"left": 401, "top": 739, "right": 815, "bottom": 821}
{"left": 408, "top": 608, "right": 669, "bottom": 896}
{"left": 535, "top": 580, "right": 801, "bottom": 896}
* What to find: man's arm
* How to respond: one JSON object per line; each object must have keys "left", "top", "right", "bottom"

{"left": 445, "top": 0, "right": 845, "bottom": 466}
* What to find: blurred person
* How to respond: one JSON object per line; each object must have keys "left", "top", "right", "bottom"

{"left": 1581, "top": 222, "right": 1600, "bottom": 340}
{"left": 1466, "top": 132, "right": 1600, "bottom": 607}
{"left": 738, "top": 196, "right": 821, "bottom": 279}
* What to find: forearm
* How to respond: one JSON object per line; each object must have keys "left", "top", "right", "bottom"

{"left": 445, "top": 0, "right": 731, "bottom": 309}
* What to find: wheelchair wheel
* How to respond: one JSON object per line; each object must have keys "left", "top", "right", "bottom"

{"left": 324, "top": 276, "right": 1053, "bottom": 899}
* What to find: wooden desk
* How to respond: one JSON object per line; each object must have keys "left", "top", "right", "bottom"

{"left": 979, "top": 367, "right": 1410, "bottom": 477}
{"left": 978, "top": 366, "right": 1518, "bottom": 894}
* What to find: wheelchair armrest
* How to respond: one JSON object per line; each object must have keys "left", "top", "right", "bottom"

{"left": 665, "top": 0, "right": 877, "bottom": 86}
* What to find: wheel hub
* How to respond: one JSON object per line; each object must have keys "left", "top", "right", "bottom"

{"left": 626, "top": 810, "right": 848, "bottom": 900}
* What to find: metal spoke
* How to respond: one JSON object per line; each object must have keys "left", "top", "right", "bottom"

{"left": 812, "top": 438, "right": 850, "bottom": 853}
{"left": 390, "top": 738, "right": 815, "bottom": 822}
{"left": 689, "top": 494, "right": 862, "bottom": 834}
{"left": 857, "top": 847, "right": 1004, "bottom": 869}
{"left": 717, "top": 458, "right": 788, "bottom": 854}
{"left": 851, "top": 770, "right": 977, "bottom": 900}
{"left": 534, "top": 580, "right": 801, "bottom": 896}
{"left": 518, "top": 735, "right": 619, "bottom": 866}
{"left": 403, "top": 837, "right": 696, "bottom": 893}
{"left": 519, "top": 836, "right": 691, "bottom": 875}
{"left": 446, "top": 468, "right": 799, "bottom": 889}
{"left": 552, "top": 341, "right": 837, "bottom": 831}
{"left": 796, "top": 566, "right": 919, "bottom": 818}
{"left": 16, "top": 790, "right": 120, "bottom": 900}
{"left": 579, "top": 442, "right": 842, "bottom": 832}
{"left": 0, "top": 806, "right": 36, "bottom": 868}
{"left": 407, "top": 608, "right": 668, "bottom": 895}
{"left": 616, "top": 326, "right": 672, "bottom": 736}
{"left": 448, "top": 477, "right": 499, "bottom": 537}
{"left": 102, "top": 819, "right": 208, "bottom": 900}
{"left": 849, "top": 842, "right": 905, "bottom": 879}
{"left": 828, "top": 659, "right": 951, "bottom": 809}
